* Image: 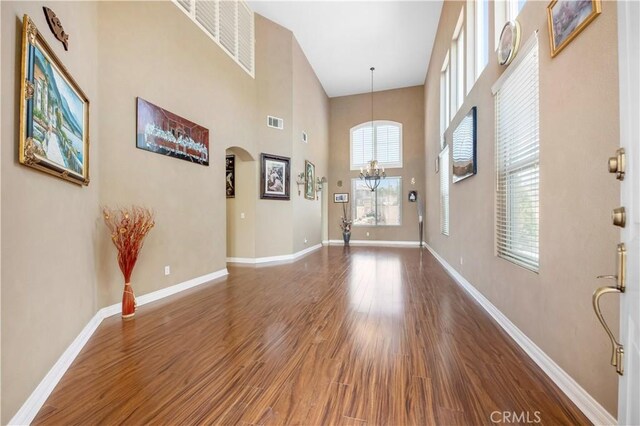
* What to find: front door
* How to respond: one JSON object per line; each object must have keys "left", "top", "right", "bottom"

{"left": 616, "top": 1, "right": 639, "bottom": 424}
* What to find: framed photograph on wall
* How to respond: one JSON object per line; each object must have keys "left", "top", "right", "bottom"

{"left": 226, "top": 154, "right": 235, "bottom": 198}
{"left": 547, "top": 0, "right": 601, "bottom": 57}
{"left": 136, "top": 97, "right": 209, "bottom": 166}
{"left": 304, "top": 160, "right": 316, "bottom": 200}
{"left": 334, "top": 193, "right": 349, "bottom": 203}
{"left": 260, "top": 153, "right": 290, "bottom": 200}
{"left": 19, "top": 15, "right": 90, "bottom": 185}
{"left": 452, "top": 106, "right": 477, "bottom": 183}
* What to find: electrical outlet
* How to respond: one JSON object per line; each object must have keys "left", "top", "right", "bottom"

{"left": 460, "top": 257, "right": 464, "bottom": 265}
{"left": 240, "top": 212, "right": 245, "bottom": 219}
{"left": 366, "top": 232, "right": 370, "bottom": 237}
{"left": 164, "top": 265, "right": 171, "bottom": 276}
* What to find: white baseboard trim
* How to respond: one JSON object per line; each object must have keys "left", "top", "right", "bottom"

{"left": 424, "top": 244, "right": 616, "bottom": 426}
{"left": 226, "top": 243, "right": 322, "bottom": 264}
{"left": 326, "top": 239, "right": 422, "bottom": 247}
{"left": 8, "top": 268, "right": 229, "bottom": 426}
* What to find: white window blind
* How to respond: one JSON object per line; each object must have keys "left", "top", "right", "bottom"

{"left": 174, "top": 0, "right": 255, "bottom": 77}
{"left": 440, "top": 146, "right": 450, "bottom": 236}
{"left": 494, "top": 32, "right": 539, "bottom": 272}
{"left": 350, "top": 121, "right": 403, "bottom": 170}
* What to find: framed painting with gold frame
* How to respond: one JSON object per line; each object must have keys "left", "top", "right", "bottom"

{"left": 19, "top": 14, "right": 90, "bottom": 185}
{"left": 547, "top": 0, "right": 601, "bottom": 58}
{"left": 304, "top": 160, "right": 316, "bottom": 200}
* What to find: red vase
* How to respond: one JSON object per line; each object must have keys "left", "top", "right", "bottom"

{"left": 122, "top": 282, "right": 136, "bottom": 319}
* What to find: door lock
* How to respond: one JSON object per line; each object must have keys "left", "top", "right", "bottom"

{"left": 612, "top": 207, "right": 626, "bottom": 228}
{"left": 607, "top": 148, "right": 625, "bottom": 180}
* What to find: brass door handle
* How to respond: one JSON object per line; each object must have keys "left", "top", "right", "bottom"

{"left": 596, "top": 243, "right": 626, "bottom": 291}
{"left": 592, "top": 286, "right": 624, "bottom": 375}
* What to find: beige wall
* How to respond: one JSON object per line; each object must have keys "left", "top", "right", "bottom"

{"left": 1, "top": 2, "right": 329, "bottom": 422}
{"left": 292, "top": 38, "right": 329, "bottom": 253}
{"left": 424, "top": 0, "right": 620, "bottom": 416}
{"left": 1, "top": 2, "right": 100, "bottom": 422}
{"left": 329, "top": 86, "right": 425, "bottom": 242}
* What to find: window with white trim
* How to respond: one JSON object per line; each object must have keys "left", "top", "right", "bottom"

{"left": 174, "top": 0, "right": 255, "bottom": 76}
{"left": 352, "top": 177, "right": 402, "bottom": 226}
{"left": 440, "top": 146, "right": 450, "bottom": 236}
{"left": 440, "top": 54, "right": 450, "bottom": 149}
{"left": 451, "top": 11, "right": 465, "bottom": 116}
{"left": 495, "top": 0, "right": 527, "bottom": 47}
{"left": 494, "top": 33, "right": 539, "bottom": 272}
{"left": 350, "top": 121, "right": 403, "bottom": 170}
{"left": 467, "top": 0, "right": 489, "bottom": 90}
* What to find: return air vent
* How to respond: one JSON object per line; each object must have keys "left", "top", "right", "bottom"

{"left": 267, "top": 116, "right": 284, "bottom": 130}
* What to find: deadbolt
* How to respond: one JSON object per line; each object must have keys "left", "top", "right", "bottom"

{"left": 612, "top": 207, "right": 626, "bottom": 228}
{"left": 608, "top": 148, "right": 625, "bottom": 180}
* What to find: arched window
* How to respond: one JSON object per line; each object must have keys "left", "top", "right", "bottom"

{"left": 350, "top": 120, "right": 403, "bottom": 170}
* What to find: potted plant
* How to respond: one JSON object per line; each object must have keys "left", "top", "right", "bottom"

{"left": 102, "top": 206, "right": 155, "bottom": 319}
{"left": 339, "top": 202, "right": 352, "bottom": 245}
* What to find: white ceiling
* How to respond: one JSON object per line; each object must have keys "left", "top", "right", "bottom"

{"left": 248, "top": 1, "right": 443, "bottom": 98}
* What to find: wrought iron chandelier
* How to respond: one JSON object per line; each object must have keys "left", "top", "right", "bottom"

{"left": 359, "top": 67, "right": 385, "bottom": 192}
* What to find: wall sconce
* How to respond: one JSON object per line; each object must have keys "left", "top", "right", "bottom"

{"left": 316, "top": 176, "right": 327, "bottom": 200}
{"left": 296, "top": 172, "right": 305, "bottom": 195}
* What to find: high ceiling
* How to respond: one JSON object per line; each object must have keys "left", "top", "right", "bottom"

{"left": 248, "top": 1, "right": 443, "bottom": 98}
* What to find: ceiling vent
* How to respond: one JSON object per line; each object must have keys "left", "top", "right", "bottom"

{"left": 302, "top": 131, "right": 308, "bottom": 143}
{"left": 267, "top": 115, "right": 284, "bottom": 130}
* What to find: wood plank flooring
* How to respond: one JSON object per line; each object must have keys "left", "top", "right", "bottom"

{"left": 33, "top": 247, "right": 590, "bottom": 425}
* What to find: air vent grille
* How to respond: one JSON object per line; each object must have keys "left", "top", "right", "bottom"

{"left": 267, "top": 116, "right": 284, "bottom": 130}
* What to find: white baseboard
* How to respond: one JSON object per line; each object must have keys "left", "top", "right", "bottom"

{"left": 424, "top": 244, "right": 616, "bottom": 426}
{"left": 8, "top": 268, "right": 229, "bottom": 426}
{"left": 326, "top": 239, "right": 422, "bottom": 247}
{"left": 226, "top": 243, "right": 322, "bottom": 264}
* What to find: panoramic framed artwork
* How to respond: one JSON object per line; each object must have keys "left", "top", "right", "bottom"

{"left": 334, "top": 193, "right": 349, "bottom": 203}
{"left": 547, "top": 0, "right": 601, "bottom": 57}
{"left": 226, "top": 155, "right": 235, "bottom": 198}
{"left": 452, "top": 106, "right": 477, "bottom": 183}
{"left": 19, "top": 14, "right": 90, "bottom": 185}
{"left": 260, "top": 153, "right": 290, "bottom": 200}
{"left": 136, "top": 97, "right": 209, "bottom": 166}
{"left": 304, "top": 160, "right": 316, "bottom": 200}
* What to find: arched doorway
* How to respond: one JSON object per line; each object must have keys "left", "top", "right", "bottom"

{"left": 225, "top": 146, "right": 256, "bottom": 261}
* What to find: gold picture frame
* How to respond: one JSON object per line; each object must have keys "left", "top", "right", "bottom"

{"left": 304, "top": 160, "right": 315, "bottom": 200}
{"left": 547, "top": 0, "right": 601, "bottom": 58}
{"left": 19, "top": 14, "right": 90, "bottom": 185}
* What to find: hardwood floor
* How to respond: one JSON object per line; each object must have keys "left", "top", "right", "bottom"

{"left": 33, "top": 247, "right": 589, "bottom": 425}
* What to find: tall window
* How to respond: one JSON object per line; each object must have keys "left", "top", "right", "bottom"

{"left": 475, "top": 0, "right": 489, "bottom": 80}
{"left": 494, "top": 33, "right": 539, "bottom": 272}
{"left": 174, "top": 0, "right": 255, "bottom": 76}
{"left": 451, "top": 11, "right": 465, "bottom": 116}
{"left": 440, "top": 147, "right": 450, "bottom": 236}
{"left": 350, "top": 121, "right": 403, "bottom": 170}
{"left": 495, "top": 0, "right": 527, "bottom": 47}
{"left": 440, "top": 54, "right": 450, "bottom": 149}
{"left": 352, "top": 177, "right": 402, "bottom": 226}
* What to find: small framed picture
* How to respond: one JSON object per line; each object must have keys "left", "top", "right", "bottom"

{"left": 304, "top": 160, "right": 316, "bottom": 200}
{"left": 547, "top": 0, "right": 601, "bottom": 57}
{"left": 260, "top": 153, "right": 290, "bottom": 200}
{"left": 408, "top": 191, "right": 417, "bottom": 202}
{"left": 226, "top": 155, "right": 235, "bottom": 198}
{"left": 334, "top": 193, "right": 349, "bottom": 203}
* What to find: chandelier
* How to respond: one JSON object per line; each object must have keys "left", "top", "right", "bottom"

{"left": 359, "top": 67, "right": 386, "bottom": 192}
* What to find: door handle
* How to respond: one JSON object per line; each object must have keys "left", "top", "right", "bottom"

{"left": 592, "top": 286, "right": 624, "bottom": 375}
{"left": 596, "top": 243, "right": 626, "bottom": 291}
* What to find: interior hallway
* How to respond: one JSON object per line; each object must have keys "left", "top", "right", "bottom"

{"left": 33, "top": 247, "right": 588, "bottom": 425}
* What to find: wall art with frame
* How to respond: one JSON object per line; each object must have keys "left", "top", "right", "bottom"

{"left": 260, "top": 153, "right": 290, "bottom": 200}
{"left": 19, "top": 14, "right": 90, "bottom": 185}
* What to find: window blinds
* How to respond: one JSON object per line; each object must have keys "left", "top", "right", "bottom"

{"left": 174, "top": 0, "right": 254, "bottom": 76}
{"left": 494, "top": 32, "right": 540, "bottom": 272}
{"left": 440, "top": 146, "right": 450, "bottom": 236}
{"left": 350, "top": 121, "right": 402, "bottom": 170}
